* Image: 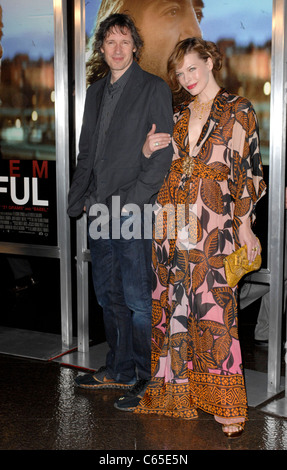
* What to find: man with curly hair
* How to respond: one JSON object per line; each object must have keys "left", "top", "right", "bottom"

{"left": 68, "top": 13, "right": 173, "bottom": 409}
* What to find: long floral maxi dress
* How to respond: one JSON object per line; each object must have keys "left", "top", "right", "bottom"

{"left": 135, "top": 89, "right": 266, "bottom": 422}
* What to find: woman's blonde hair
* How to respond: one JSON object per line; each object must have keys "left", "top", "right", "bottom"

{"left": 167, "top": 37, "right": 222, "bottom": 95}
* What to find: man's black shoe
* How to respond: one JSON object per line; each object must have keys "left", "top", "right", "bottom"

{"left": 114, "top": 378, "right": 149, "bottom": 411}
{"left": 75, "top": 366, "right": 136, "bottom": 390}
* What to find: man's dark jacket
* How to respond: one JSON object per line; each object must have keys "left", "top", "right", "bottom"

{"left": 67, "top": 61, "right": 173, "bottom": 217}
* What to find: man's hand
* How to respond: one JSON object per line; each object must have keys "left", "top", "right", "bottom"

{"left": 142, "top": 123, "right": 171, "bottom": 158}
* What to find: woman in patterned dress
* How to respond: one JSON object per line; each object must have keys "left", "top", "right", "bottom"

{"left": 135, "top": 38, "right": 266, "bottom": 438}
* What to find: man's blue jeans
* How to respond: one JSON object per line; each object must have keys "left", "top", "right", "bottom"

{"left": 88, "top": 214, "right": 152, "bottom": 383}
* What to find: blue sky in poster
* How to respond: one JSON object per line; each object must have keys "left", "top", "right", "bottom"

{"left": 1, "top": 0, "right": 272, "bottom": 59}
{"left": 201, "top": 0, "right": 272, "bottom": 45}
{"left": 1, "top": 0, "right": 54, "bottom": 59}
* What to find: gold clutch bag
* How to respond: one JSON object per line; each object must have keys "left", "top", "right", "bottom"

{"left": 223, "top": 244, "right": 262, "bottom": 288}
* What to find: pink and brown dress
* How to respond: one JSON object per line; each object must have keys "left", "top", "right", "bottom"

{"left": 135, "top": 89, "right": 266, "bottom": 423}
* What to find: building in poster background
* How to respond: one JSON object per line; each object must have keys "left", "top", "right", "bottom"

{"left": 0, "top": 0, "right": 57, "bottom": 245}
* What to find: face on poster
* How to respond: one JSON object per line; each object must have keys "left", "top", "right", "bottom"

{"left": 0, "top": 1, "right": 57, "bottom": 245}
{"left": 86, "top": 1, "right": 271, "bottom": 80}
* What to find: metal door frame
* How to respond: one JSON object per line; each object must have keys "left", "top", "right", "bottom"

{"left": 74, "top": 0, "right": 90, "bottom": 353}
{"left": 264, "top": 0, "right": 287, "bottom": 394}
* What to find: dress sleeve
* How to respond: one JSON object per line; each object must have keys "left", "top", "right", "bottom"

{"left": 228, "top": 100, "right": 267, "bottom": 243}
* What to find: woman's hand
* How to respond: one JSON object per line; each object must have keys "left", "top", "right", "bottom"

{"left": 238, "top": 219, "right": 261, "bottom": 263}
{"left": 142, "top": 123, "right": 171, "bottom": 158}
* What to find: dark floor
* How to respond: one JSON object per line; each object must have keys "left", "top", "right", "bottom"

{"left": 0, "top": 352, "right": 286, "bottom": 456}
{"left": 0, "top": 256, "right": 286, "bottom": 456}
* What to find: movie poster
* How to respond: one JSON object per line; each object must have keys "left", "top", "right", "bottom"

{"left": 0, "top": 158, "right": 56, "bottom": 244}
{"left": 0, "top": 0, "right": 272, "bottom": 245}
{"left": 0, "top": 0, "right": 57, "bottom": 245}
{"left": 85, "top": 0, "right": 272, "bottom": 164}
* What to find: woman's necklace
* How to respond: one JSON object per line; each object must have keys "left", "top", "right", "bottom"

{"left": 192, "top": 96, "right": 213, "bottom": 120}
